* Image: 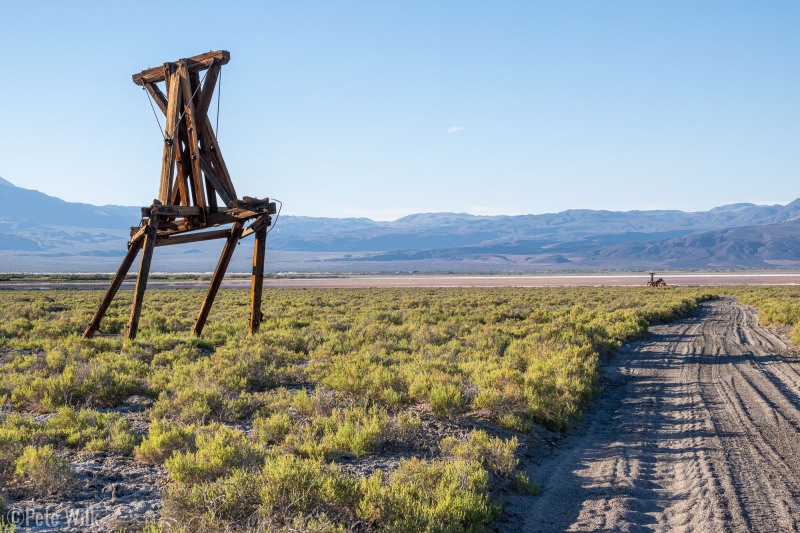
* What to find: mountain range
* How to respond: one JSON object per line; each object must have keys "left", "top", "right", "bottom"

{"left": 1, "top": 176, "right": 798, "bottom": 272}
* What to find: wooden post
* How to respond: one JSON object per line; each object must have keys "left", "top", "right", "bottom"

{"left": 83, "top": 235, "right": 144, "bottom": 338}
{"left": 126, "top": 219, "right": 159, "bottom": 340}
{"left": 158, "top": 68, "right": 182, "bottom": 204}
{"left": 201, "top": 117, "right": 237, "bottom": 199}
{"left": 192, "top": 221, "right": 244, "bottom": 336}
{"left": 178, "top": 61, "right": 206, "bottom": 208}
{"left": 249, "top": 225, "right": 267, "bottom": 335}
{"left": 85, "top": 51, "right": 274, "bottom": 343}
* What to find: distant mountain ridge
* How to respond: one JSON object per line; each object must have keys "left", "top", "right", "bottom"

{"left": 0, "top": 176, "right": 798, "bottom": 271}
{"left": 266, "top": 203, "right": 800, "bottom": 252}
{"left": 0, "top": 177, "right": 139, "bottom": 229}
{"left": 587, "top": 220, "right": 800, "bottom": 269}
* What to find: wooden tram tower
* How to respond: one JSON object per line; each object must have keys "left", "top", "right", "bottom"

{"left": 83, "top": 51, "right": 276, "bottom": 340}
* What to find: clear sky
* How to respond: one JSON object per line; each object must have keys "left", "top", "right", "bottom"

{"left": 1, "top": 1, "right": 798, "bottom": 219}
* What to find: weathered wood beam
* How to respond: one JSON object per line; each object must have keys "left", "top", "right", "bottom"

{"left": 82, "top": 235, "right": 145, "bottom": 338}
{"left": 146, "top": 82, "right": 191, "bottom": 208}
{"left": 178, "top": 61, "right": 206, "bottom": 208}
{"left": 144, "top": 82, "right": 167, "bottom": 114}
{"left": 240, "top": 213, "right": 272, "bottom": 239}
{"left": 196, "top": 63, "right": 220, "bottom": 122}
{"left": 133, "top": 50, "right": 230, "bottom": 86}
{"left": 145, "top": 78, "right": 236, "bottom": 206}
{"left": 199, "top": 156, "right": 235, "bottom": 207}
{"left": 129, "top": 225, "right": 147, "bottom": 244}
{"left": 171, "top": 143, "right": 191, "bottom": 206}
{"left": 148, "top": 81, "right": 194, "bottom": 208}
{"left": 200, "top": 116, "right": 237, "bottom": 199}
{"left": 192, "top": 222, "right": 244, "bottom": 336}
{"left": 194, "top": 66, "right": 217, "bottom": 217}
{"left": 206, "top": 178, "right": 219, "bottom": 211}
{"left": 126, "top": 220, "right": 159, "bottom": 340}
{"left": 249, "top": 225, "right": 267, "bottom": 335}
{"left": 156, "top": 228, "right": 231, "bottom": 247}
{"left": 158, "top": 68, "right": 182, "bottom": 204}
{"left": 150, "top": 205, "right": 203, "bottom": 217}
{"left": 140, "top": 201, "right": 271, "bottom": 238}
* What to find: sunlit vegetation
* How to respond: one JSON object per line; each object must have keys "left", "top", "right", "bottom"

{"left": 13, "top": 444, "right": 74, "bottom": 497}
{"left": 0, "top": 286, "right": 724, "bottom": 530}
{"left": 726, "top": 286, "right": 800, "bottom": 344}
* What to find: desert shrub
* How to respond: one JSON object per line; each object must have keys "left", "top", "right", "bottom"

{"left": 135, "top": 419, "right": 196, "bottom": 463}
{"left": 163, "top": 455, "right": 359, "bottom": 532}
{"left": 511, "top": 470, "right": 540, "bottom": 495}
{"left": 323, "top": 406, "right": 388, "bottom": 457}
{"left": 165, "top": 424, "right": 263, "bottom": 484}
{"left": 496, "top": 413, "right": 532, "bottom": 433}
{"left": 428, "top": 383, "right": 465, "bottom": 417}
{"left": 0, "top": 413, "right": 38, "bottom": 474}
{"left": 358, "top": 457, "right": 497, "bottom": 531}
{"left": 384, "top": 411, "right": 422, "bottom": 448}
{"left": 470, "top": 365, "right": 526, "bottom": 422}
{"left": 259, "top": 455, "right": 359, "bottom": 523}
{"left": 524, "top": 343, "right": 599, "bottom": 430}
{"left": 43, "top": 407, "right": 137, "bottom": 453}
{"left": 7, "top": 353, "right": 148, "bottom": 411}
{"left": 148, "top": 341, "right": 289, "bottom": 423}
{"left": 163, "top": 468, "right": 263, "bottom": 531}
{"left": 440, "top": 431, "right": 519, "bottom": 476}
{"left": 253, "top": 412, "right": 293, "bottom": 445}
{"left": 281, "top": 405, "right": 393, "bottom": 459}
{"left": 14, "top": 445, "right": 74, "bottom": 497}
{"left": 151, "top": 386, "right": 230, "bottom": 424}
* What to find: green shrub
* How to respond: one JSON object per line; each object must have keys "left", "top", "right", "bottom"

{"left": 163, "top": 468, "right": 262, "bottom": 531}
{"left": 0, "top": 413, "right": 37, "bottom": 474}
{"left": 259, "top": 455, "right": 359, "bottom": 522}
{"left": 44, "top": 407, "right": 137, "bottom": 453}
{"left": 428, "top": 383, "right": 465, "bottom": 417}
{"left": 163, "top": 455, "right": 359, "bottom": 531}
{"left": 324, "top": 407, "right": 387, "bottom": 457}
{"left": 385, "top": 411, "right": 422, "bottom": 447}
{"left": 253, "top": 412, "right": 292, "bottom": 445}
{"left": 511, "top": 470, "right": 540, "bottom": 495}
{"left": 165, "top": 424, "right": 263, "bottom": 484}
{"left": 358, "top": 457, "right": 497, "bottom": 531}
{"left": 135, "top": 419, "right": 196, "bottom": 464}
{"left": 14, "top": 445, "right": 74, "bottom": 496}
{"left": 440, "top": 431, "right": 519, "bottom": 476}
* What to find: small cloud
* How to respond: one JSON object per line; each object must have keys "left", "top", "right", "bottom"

{"left": 447, "top": 126, "right": 465, "bottom": 134}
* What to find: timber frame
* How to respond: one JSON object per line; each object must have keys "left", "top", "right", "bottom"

{"left": 83, "top": 50, "right": 276, "bottom": 340}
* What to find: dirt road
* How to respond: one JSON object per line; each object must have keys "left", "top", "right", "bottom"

{"left": 510, "top": 298, "right": 800, "bottom": 532}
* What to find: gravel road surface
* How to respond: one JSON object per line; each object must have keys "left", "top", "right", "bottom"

{"left": 509, "top": 298, "right": 800, "bottom": 532}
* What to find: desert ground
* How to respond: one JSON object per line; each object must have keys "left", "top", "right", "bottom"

{"left": 3, "top": 287, "right": 800, "bottom": 531}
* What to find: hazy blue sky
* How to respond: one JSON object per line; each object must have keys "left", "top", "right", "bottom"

{"left": 1, "top": 1, "right": 797, "bottom": 219}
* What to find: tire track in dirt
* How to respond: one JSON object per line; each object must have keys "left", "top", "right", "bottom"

{"left": 505, "top": 297, "right": 800, "bottom": 532}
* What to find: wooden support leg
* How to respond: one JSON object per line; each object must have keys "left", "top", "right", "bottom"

{"left": 83, "top": 235, "right": 144, "bottom": 338}
{"left": 126, "top": 219, "right": 159, "bottom": 340}
{"left": 192, "top": 222, "right": 244, "bottom": 336}
{"left": 248, "top": 225, "right": 267, "bottom": 335}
